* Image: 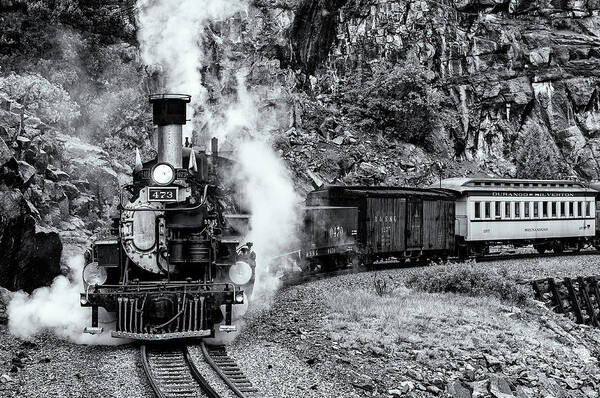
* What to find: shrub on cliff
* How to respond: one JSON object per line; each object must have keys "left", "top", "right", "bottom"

{"left": 0, "top": 73, "right": 80, "bottom": 127}
{"left": 338, "top": 60, "right": 447, "bottom": 149}
{"left": 515, "top": 121, "right": 570, "bottom": 179}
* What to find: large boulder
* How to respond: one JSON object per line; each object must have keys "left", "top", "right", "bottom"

{"left": 0, "top": 188, "right": 62, "bottom": 293}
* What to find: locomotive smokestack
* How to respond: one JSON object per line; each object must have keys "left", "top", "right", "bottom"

{"left": 149, "top": 94, "right": 191, "bottom": 168}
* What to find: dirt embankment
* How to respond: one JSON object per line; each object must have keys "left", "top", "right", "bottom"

{"left": 230, "top": 256, "right": 600, "bottom": 398}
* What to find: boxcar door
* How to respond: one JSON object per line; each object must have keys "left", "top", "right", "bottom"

{"left": 406, "top": 199, "right": 423, "bottom": 249}
{"left": 422, "top": 200, "right": 439, "bottom": 250}
{"left": 367, "top": 197, "right": 406, "bottom": 254}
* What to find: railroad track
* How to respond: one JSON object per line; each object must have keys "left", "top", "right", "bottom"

{"left": 141, "top": 343, "right": 218, "bottom": 398}
{"left": 141, "top": 342, "right": 257, "bottom": 398}
{"left": 201, "top": 344, "right": 258, "bottom": 396}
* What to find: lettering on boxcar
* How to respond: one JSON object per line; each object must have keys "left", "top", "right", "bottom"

{"left": 374, "top": 215, "right": 398, "bottom": 223}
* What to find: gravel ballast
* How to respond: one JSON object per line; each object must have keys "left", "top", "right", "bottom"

{"left": 0, "top": 329, "right": 152, "bottom": 398}
{"left": 1, "top": 253, "right": 600, "bottom": 397}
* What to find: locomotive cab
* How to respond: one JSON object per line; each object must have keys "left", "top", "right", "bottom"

{"left": 80, "top": 94, "right": 254, "bottom": 339}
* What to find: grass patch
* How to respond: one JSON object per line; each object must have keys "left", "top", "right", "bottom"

{"left": 325, "top": 287, "right": 578, "bottom": 368}
{"left": 405, "top": 262, "right": 529, "bottom": 305}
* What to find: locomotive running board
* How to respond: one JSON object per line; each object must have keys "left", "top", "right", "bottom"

{"left": 111, "top": 330, "right": 211, "bottom": 340}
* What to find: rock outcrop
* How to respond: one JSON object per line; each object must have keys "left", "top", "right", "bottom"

{"left": 194, "top": 0, "right": 600, "bottom": 185}
{"left": 0, "top": 186, "right": 62, "bottom": 293}
{"left": 320, "top": 0, "right": 600, "bottom": 178}
{"left": 0, "top": 99, "right": 122, "bottom": 292}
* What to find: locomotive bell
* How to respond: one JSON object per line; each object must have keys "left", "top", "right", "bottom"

{"left": 149, "top": 94, "right": 191, "bottom": 168}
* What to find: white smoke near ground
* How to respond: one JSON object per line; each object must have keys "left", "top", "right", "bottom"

{"left": 234, "top": 141, "right": 301, "bottom": 305}
{"left": 209, "top": 71, "right": 301, "bottom": 307}
{"left": 7, "top": 256, "right": 120, "bottom": 345}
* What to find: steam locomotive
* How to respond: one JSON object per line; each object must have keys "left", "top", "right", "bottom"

{"left": 80, "top": 94, "right": 255, "bottom": 340}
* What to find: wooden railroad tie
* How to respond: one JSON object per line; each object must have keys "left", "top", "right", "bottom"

{"left": 531, "top": 276, "right": 600, "bottom": 327}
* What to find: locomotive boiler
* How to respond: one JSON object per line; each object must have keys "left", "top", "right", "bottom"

{"left": 80, "top": 94, "right": 255, "bottom": 340}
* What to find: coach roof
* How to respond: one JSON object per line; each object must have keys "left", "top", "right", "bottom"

{"left": 309, "top": 185, "right": 455, "bottom": 199}
{"left": 438, "top": 178, "right": 595, "bottom": 194}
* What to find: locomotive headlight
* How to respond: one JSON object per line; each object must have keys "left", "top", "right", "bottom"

{"left": 152, "top": 163, "right": 175, "bottom": 185}
{"left": 83, "top": 262, "right": 108, "bottom": 286}
{"left": 229, "top": 261, "right": 253, "bottom": 285}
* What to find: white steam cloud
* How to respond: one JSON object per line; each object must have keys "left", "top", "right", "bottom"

{"left": 7, "top": 256, "right": 118, "bottom": 345}
{"left": 136, "top": 0, "right": 300, "bottom": 306}
{"left": 234, "top": 141, "right": 301, "bottom": 303}
{"left": 136, "top": 0, "right": 246, "bottom": 107}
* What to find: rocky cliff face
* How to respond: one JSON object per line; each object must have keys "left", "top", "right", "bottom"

{"left": 197, "top": 0, "right": 600, "bottom": 187}
{"left": 0, "top": 96, "right": 125, "bottom": 292}
{"left": 321, "top": 0, "right": 600, "bottom": 179}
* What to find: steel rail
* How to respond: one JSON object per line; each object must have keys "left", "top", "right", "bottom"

{"left": 201, "top": 342, "right": 255, "bottom": 398}
{"left": 140, "top": 344, "right": 167, "bottom": 398}
{"left": 183, "top": 346, "right": 221, "bottom": 398}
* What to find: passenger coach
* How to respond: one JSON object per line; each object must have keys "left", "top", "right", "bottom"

{"left": 439, "top": 178, "right": 597, "bottom": 256}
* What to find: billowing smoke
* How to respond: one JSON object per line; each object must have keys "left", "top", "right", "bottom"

{"left": 6, "top": 0, "right": 294, "bottom": 345}
{"left": 136, "top": 0, "right": 300, "bottom": 307}
{"left": 7, "top": 256, "right": 118, "bottom": 345}
{"left": 234, "top": 140, "right": 301, "bottom": 304}
{"left": 136, "top": 0, "right": 247, "bottom": 139}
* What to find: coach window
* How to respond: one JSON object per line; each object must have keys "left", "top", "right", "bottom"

{"left": 523, "top": 201, "right": 529, "bottom": 218}
{"left": 569, "top": 202, "right": 574, "bottom": 217}
{"left": 495, "top": 202, "right": 501, "bottom": 219}
{"left": 577, "top": 201, "right": 582, "bottom": 217}
{"left": 542, "top": 202, "right": 548, "bottom": 218}
{"left": 505, "top": 202, "right": 511, "bottom": 219}
{"left": 485, "top": 202, "right": 491, "bottom": 218}
{"left": 515, "top": 202, "right": 520, "bottom": 218}
{"left": 534, "top": 202, "right": 539, "bottom": 218}
{"left": 560, "top": 202, "right": 565, "bottom": 217}
{"left": 551, "top": 202, "right": 557, "bottom": 218}
{"left": 586, "top": 201, "right": 591, "bottom": 217}
{"left": 474, "top": 202, "right": 481, "bottom": 219}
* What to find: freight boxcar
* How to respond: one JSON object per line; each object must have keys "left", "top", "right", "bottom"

{"left": 305, "top": 186, "right": 455, "bottom": 262}
{"left": 302, "top": 206, "right": 358, "bottom": 270}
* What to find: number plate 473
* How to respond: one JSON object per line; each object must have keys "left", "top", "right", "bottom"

{"left": 148, "top": 187, "right": 178, "bottom": 202}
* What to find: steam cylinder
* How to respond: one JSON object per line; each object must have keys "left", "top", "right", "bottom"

{"left": 149, "top": 94, "right": 191, "bottom": 169}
